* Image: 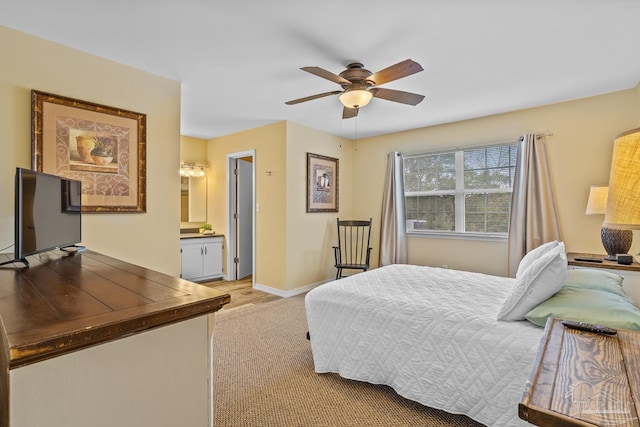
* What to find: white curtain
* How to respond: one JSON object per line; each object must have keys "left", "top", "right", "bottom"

{"left": 507, "top": 134, "right": 561, "bottom": 276}
{"left": 379, "top": 152, "right": 408, "bottom": 266}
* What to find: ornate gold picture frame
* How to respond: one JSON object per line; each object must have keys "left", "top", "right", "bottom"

{"left": 32, "top": 90, "right": 146, "bottom": 213}
{"left": 307, "top": 152, "right": 339, "bottom": 212}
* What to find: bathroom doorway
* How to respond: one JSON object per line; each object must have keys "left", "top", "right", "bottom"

{"left": 227, "top": 150, "right": 255, "bottom": 281}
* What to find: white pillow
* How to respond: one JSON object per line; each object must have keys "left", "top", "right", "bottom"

{"left": 516, "top": 240, "right": 560, "bottom": 278}
{"left": 498, "top": 246, "right": 568, "bottom": 321}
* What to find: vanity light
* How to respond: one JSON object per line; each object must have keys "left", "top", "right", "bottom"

{"left": 180, "top": 162, "right": 209, "bottom": 178}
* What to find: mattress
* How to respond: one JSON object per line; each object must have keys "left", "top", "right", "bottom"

{"left": 305, "top": 264, "right": 544, "bottom": 427}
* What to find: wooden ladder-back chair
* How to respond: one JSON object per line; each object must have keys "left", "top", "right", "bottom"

{"left": 333, "top": 218, "right": 373, "bottom": 279}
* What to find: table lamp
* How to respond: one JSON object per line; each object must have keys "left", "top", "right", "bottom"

{"left": 603, "top": 128, "right": 640, "bottom": 260}
{"left": 585, "top": 185, "right": 632, "bottom": 260}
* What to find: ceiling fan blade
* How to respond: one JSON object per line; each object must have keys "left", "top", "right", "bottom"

{"left": 342, "top": 107, "right": 358, "bottom": 119}
{"left": 368, "top": 59, "right": 423, "bottom": 86}
{"left": 301, "top": 66, "right": 351, "bottom": 85}
{"left": 285, "top": 90, "right": 342, "bottom": 105}
{"left": 372, "top": 88, "right": 425, "bottom": 106}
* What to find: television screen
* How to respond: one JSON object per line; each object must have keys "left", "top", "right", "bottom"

{"left": 15, "top": 167, "right": 82, "bottom": 262}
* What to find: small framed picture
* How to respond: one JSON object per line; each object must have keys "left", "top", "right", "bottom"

{"left": 307, "top": 153, "right": 339, "bottom": 212}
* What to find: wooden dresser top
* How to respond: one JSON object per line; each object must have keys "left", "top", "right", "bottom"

{"left": 0, "top": 250, "right": 229, "bottom": 368}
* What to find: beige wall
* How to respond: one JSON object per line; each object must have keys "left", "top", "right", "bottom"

{"left": 354, "top": 87, "right": 640, "bottom": 276}
{"left": 285, "top": 122, "right": 353, "bottom": 289}
{"left": 208, "top": 122, "right": 288, "bottom": 289}
{"left": 206, "top": 121, "right": 353, "bottom": 292}
{"left": 0, "top": 26, "right": 182, "bottom": 275}
{"left": 180, "top": 135, "right": 207, "bottom": 164}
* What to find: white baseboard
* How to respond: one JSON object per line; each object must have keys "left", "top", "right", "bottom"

{"left": 253, "top": 279, "right": 331, "bottom": 298}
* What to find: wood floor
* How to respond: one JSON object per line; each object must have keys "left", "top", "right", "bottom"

{"left": 198, "top": 276, "right": 281, "bottom": 311}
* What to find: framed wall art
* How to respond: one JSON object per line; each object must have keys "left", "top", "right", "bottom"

{"left": 307, "top": 152, "right": 339, "bottom": 213}
{"left": 31, "top": 90, "right": 147, "bottom": 213}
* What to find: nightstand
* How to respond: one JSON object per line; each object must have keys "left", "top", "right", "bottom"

{"left": 567, "top": 252, "right": 640, "bottom": 307}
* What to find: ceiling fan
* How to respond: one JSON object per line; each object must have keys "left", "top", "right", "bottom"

{"left": 285, "top": 59, "right": 425, "bottom": 119}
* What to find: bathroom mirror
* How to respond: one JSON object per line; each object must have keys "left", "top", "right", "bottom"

{"left": 181, "top": 176, "right": 207, "bottom": 222}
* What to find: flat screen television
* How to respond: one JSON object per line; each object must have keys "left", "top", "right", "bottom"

{"left": 4, "top": 167, "right": 82, "bottom": 267}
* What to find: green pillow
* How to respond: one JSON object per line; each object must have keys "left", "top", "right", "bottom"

{"left": 561, "top": 268, "right": 626, "bottom": 296}
{"left": 525, "top": 269, "right": 640, "bottom": 331}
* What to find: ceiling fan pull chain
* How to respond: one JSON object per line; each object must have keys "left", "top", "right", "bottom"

{"left": 355, "top": 116, "right": 358, "bottom": 142}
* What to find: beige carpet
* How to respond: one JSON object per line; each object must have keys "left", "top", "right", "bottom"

{"left": 213, "top": 295, "right": 485, "bottom": 427}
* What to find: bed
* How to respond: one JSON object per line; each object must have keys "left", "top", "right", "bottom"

{"left": 305, "top": 242, "right": 640, "bottom": 427}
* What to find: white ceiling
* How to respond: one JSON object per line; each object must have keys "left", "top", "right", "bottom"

{"left": 2, "top": 1, "right": 640, "bottom": 140}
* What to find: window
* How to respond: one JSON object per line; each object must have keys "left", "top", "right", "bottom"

{"left": 404, "top": 143, "right": 518, "bottom": 236}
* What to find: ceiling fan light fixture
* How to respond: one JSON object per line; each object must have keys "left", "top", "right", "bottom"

{"left": 339, "top": 89, "right": 373, "bottom": 109}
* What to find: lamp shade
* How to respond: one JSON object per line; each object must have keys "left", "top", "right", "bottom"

{"left": 339, "top": 89, "right": 373, "bottom": 109}
{"left": 603, "top": 128, "right": 640, "bottom": 230}
{"left": 585, "top": 185, "right": 608, "bottom": 215}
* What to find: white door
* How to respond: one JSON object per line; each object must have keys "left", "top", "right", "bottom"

{"left": 236, "top": 158, "right": 253, "bottom": 279}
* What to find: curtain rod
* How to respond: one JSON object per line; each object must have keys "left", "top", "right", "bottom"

{"left": 518, "top": 132, "right": 554, "bottom": 141}
{"left": 404, "top": 131, "right": 554, "bottom": 157}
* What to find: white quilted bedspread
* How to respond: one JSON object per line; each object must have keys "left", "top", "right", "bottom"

{"left": 305, "top": 264, "right": 544, "bottom": 427}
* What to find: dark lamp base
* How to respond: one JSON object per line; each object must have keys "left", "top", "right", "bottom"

{"left": 601, "top": 226, "right": 633, "bottom": 260}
